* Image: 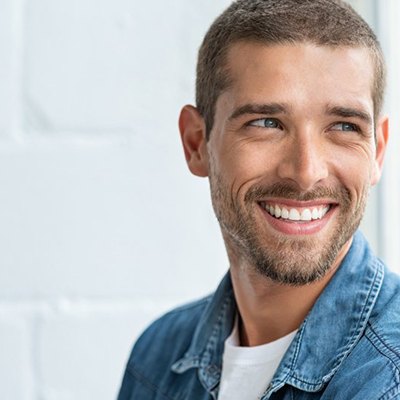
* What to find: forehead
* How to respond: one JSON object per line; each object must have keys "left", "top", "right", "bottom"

{"left": 220, "top": 41, "right": 374, "bottom": 115}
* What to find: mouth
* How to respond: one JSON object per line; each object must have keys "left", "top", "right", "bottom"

{"left": 258, "top": 200, "right": 337, "bottom": 235}
{"left": 260, "top": 201, "right": 332, "bottom": 221}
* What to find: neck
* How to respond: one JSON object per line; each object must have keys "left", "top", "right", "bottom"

{"left": 227, "top": 240, "right": 352, "bottom": 347}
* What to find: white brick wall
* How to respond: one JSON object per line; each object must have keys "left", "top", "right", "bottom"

{"left": 0, "top": 1, "right": 395, "bottom": 399}
{"left": 0, "top": 1, "right": 231, "bottom": 398}
{"left": 0, "top": 306, "right": 34, "bottom": 399}
{"left": 0, "top": 0, "right": 21, "bottom": 139}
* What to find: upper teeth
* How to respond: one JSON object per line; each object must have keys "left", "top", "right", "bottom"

{"left": 263, "top": 203, "right": 330, "bottom": 221}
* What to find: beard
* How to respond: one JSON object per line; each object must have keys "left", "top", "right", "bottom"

{"left": 209, "top": 168, "right": 369, "bottom": 286}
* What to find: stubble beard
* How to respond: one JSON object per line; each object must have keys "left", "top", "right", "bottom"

{"left": 209, "top": 169, "right": 369, "bottom": 286}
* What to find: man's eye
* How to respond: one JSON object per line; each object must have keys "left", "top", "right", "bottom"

{"left": 331, "top": 122, "right": 360, "bottom": 132}
{"left": 248, "top": 118, "right": 282, "bottom": 129}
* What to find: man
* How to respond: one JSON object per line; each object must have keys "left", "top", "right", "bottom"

{"left": 118, "top": 0, "right": 399, "bottom": 399}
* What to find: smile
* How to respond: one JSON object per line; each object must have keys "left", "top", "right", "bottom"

{"left": 258, "top": 200, "right": 336, "bottom": 235}
{"left": 260, "top": 201, "right": 331, "bottom": 221}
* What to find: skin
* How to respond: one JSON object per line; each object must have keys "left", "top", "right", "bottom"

{"left": 179, "top": 42, "right": 388, "bottom": 346}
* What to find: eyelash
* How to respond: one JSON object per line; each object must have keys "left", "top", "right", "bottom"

{"left": 247, "top": 118, "right": 283, "bottom": 129}
{"left": 330, "top": 122, "right": 361, "bottom": 133}
{"left": 246, "top": 118, "right": 362, "bottom": 134}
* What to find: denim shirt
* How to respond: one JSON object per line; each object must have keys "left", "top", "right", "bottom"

{"left": 118, "top": 231, "right": 400, "bottom": 400}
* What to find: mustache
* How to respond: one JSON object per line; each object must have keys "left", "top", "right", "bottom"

{"left": 244, "top": 182, "right": 351, "bottom": 204}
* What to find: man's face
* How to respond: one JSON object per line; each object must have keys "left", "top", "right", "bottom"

{"left": 199, "top": 42, "right": 387, "bottom": 285}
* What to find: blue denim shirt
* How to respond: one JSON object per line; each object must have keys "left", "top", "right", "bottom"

{"left": 118, "top": 231, "right": 400, "bottom": 399}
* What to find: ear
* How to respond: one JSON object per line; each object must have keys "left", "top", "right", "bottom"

{"left": 371, "top": 115, "right": 389, "bottom": 185}
{"left": 179, "top": 105, "right": 209, "bottom": 177}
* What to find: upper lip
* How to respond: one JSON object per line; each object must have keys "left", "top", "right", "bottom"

{"left": 259, "top": 199, "right": 338, "bottom": 208}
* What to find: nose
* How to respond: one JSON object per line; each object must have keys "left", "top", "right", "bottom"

{"left": 277, "top": 132, "right": 329, "bottom": 191}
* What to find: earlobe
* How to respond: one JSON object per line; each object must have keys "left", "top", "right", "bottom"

{"left": 179, "top": 105, "right": 209, "bottom": 177}
{"left": 371, "top": 116, "right": 389, "bottom": 185}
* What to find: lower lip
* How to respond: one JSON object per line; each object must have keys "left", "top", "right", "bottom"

{"left": 259, "top": 204, "right": 336, "bottom": 235}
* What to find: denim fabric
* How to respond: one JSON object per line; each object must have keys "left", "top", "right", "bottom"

{"left": 118, "top": 231, "right": 400, "bottom": 400}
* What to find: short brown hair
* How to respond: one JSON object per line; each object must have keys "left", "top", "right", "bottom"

{"left": 196, "top": 0, "right": 386, "bottom": 138}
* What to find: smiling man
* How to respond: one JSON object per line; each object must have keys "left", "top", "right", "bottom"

{"left": 118, "top": 1, "right": 400, "bottom": 399}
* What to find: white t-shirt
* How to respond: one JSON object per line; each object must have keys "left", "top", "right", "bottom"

{"left": 218, "top": 318, "right": 297, "bottom": 400}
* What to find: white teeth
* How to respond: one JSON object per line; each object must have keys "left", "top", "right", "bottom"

{"left": 281, "top": 208, "right": 289, "bottom": 219}
{"left": 311, "top": 208, "right": 319, "bottom": 219}
{"left": 264, "top": 203, "right": 330, "bottom": 221}
{"left": 289, "top": 209, "right": 300, "bottom": 221}
{"left": 301, "top": 209, "right": 312, "bottom": 221}
{"left": 270, "top": 206, "right": 275, "bottom": 216}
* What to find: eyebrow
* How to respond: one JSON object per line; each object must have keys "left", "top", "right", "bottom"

{"left": 228, "top": 103, "right": 289, "bottom": 121}
{"left": 228, "top": 102, "right": 373, "bottom": 126}
{"left": 325, "top": 105, "right": 373, "bottom": 125}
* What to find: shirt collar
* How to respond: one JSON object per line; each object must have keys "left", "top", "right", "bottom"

{"left": 171, "top": 273, "right": 236, "bottom": 391}
{"left": 275, "top": 231, "right": 384, "bottom": 392}
{"left": 171, "top": 231, "right": 384, "bottom": 394}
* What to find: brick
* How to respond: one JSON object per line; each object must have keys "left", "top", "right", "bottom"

{"left": 38, "top": 302, "right": 174, "bottom": 400}
{"left": 24, "top": 0, "right": 229, "bottom": 132}
{"left": 0, "top": 0, "right": 19, "bottom": 137}
{"left": 0, "top": 143, "right": 227, "bottom": 298}
{"left": 0, "top": 309, "right": 33, "bottom": 400}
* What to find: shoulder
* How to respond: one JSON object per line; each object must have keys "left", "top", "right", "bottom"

{"left": 118, "top": 296, "right": 212, "bottom": 399}
{"left": 117, "top": 295, "right": 214, "bottom": 399}
{"left": 325, "top": 266, "right": 400, "bottom": 399}
{"left": 132, "top": 295, "right": 211, "bottom": 364}
{"left": 362, "top": 267, "right": 400, "bottom": 399}
{"left": 366, "top": 267, "right": 400, "bottom": 369}
{"left": 329, "top": 327, "right": 400, "bottom": 400}
{"left": 122, "top": 295, "right": 211, "bottom": 380}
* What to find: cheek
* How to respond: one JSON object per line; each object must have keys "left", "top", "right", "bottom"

{"left": 333, "top": 150, "right": 375, "bottom": 201}
{"left": 226, "top": 140, "right": 281, "bottom": 179}
{"left": 211, "top": 140, "right": 265, "bottom": 179}
{"left": 333, "top": 145, "right": 376, "bottom": 187}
